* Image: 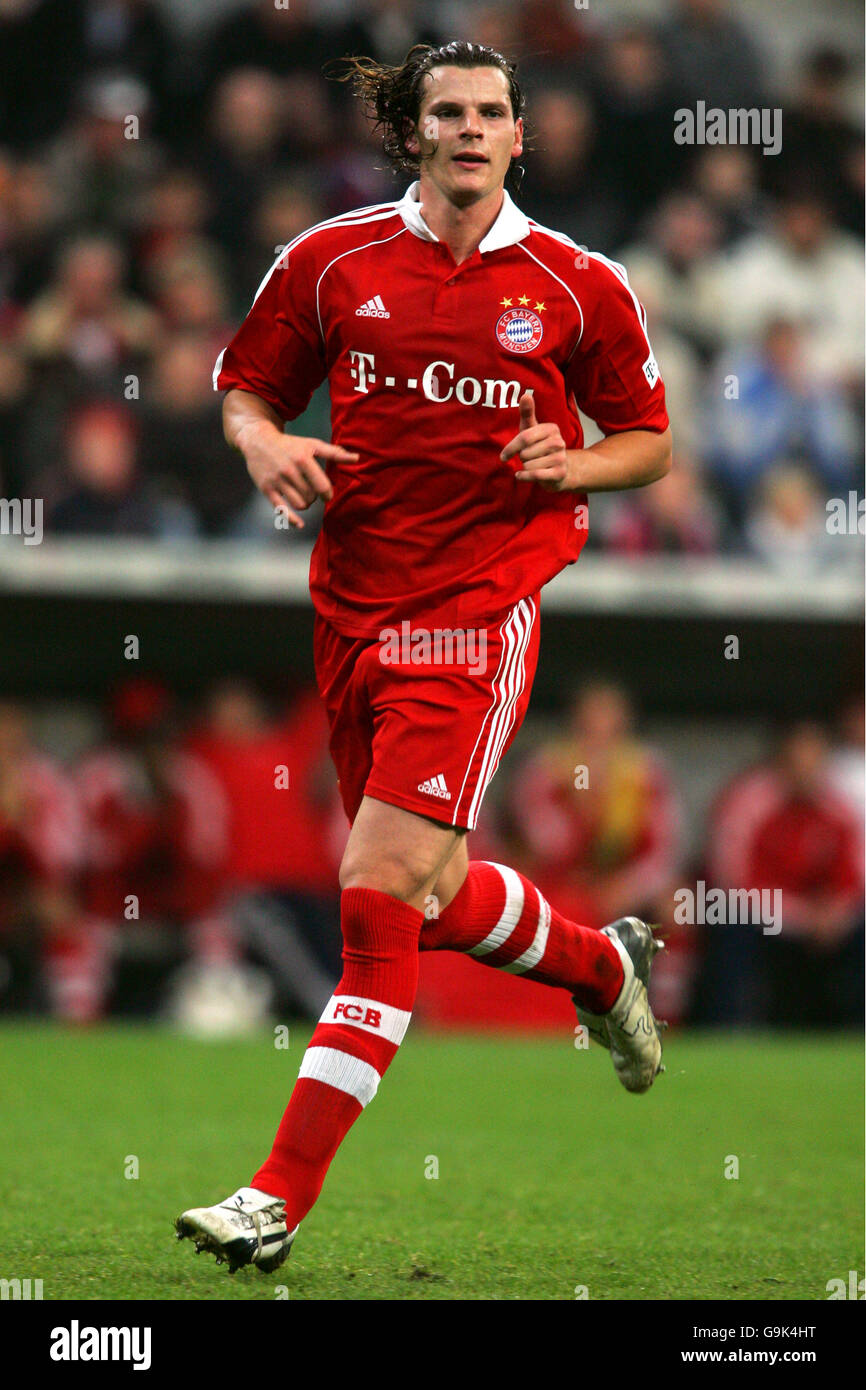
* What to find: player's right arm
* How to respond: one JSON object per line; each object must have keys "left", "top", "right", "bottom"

{"left": 216, "top": 231, "right": 358, "bottom": 529}
{"left": 224, "top": 388, "right": 358, "bottom": 530}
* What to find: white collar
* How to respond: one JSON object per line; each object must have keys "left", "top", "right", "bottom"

{"left": 397, "top": 181, "right": 531, "bottom": 254}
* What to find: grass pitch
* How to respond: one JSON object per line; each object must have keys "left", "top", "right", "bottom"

{"left": 0, "top": 1022, "right": 861, "bottom": 1301}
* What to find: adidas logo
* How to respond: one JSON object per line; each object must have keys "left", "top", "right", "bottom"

{"left": 418, "top": 774, "right": 451, "bottom": 801}
{"left": 355, "top": 294, "right": 390, "bottom": 318}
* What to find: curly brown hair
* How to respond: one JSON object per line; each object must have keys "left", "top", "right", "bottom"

{"left": 329, "top": 41, "right": 525, "bottom": 181}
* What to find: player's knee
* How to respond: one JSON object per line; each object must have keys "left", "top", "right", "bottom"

{"left": 339, "top": 855, "right": 425, "bottom": 904}
{"left": 339, "top": 867, "right": 414, "bottom": 903}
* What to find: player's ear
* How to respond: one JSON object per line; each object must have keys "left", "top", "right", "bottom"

{"left": 512, "top": 116, "right": 524, "bottom": 161}
{"left": 404, "top": 118, "right": 420, "bottom": 156}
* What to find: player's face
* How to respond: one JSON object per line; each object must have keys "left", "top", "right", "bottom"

{"left": 410, "top": 66, "right": 524, "bottom": 206}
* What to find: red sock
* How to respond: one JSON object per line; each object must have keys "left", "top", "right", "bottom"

{"left": 420, "top": 861, "right": 623, "bottom": 1012}
{"left": 252, "top": 886, "right": 422, "bottom": 1229}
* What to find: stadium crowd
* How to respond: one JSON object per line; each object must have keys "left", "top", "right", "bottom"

{"left": 0, "top": 0, "right": 863, "bottom": 564}
{"left": 1, "top": 675, "right": 862, "bottom": 1029}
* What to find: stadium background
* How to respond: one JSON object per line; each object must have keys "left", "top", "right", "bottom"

{"left": 0, "top": 1, "right": 862, "bottom": 1035}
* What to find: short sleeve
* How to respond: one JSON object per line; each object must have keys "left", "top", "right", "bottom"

{"left": 565, "top": 256, "right": 669, "bottom": 436}
{"left": 213, "top": 244, "right": 327, "bottom": 421}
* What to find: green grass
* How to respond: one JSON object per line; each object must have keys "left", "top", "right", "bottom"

{"left": 0, "top": 1022, "right": 862, "bottom": 1301}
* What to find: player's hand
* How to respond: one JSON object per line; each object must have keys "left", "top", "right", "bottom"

{"left": 500, "top": 392, "right": 573, "bottom": 492}
{"left": 239, "top": 422, "right": 359, "bottom": 529}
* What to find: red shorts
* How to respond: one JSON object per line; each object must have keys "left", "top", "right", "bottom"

{"left": 314, "top": 596, "right": 540, "bottom": 830}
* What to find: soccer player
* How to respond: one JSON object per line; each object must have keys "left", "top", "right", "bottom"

{"left": 177, "top": 41, "right": 672, "bottom": 1275}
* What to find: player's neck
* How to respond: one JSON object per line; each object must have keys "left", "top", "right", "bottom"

{"left": 416, "top": 179, "right": 505, "bottom": 265}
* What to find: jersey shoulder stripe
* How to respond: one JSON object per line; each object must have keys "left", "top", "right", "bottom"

{"left": 315, "top": 225, "right": 408, "bottom": 340}
{"left": 526, "top": 223, "right": 651, "bottom": 351}
{"left": 250, "top": 202, "right": 403, "bottom": 305}
{"left": 586, "top": 250, "right": 647, "bottom": 336}
{"left": 518, "top": 237, "right": 585, "bottom": 352}
{"left": 526, "top": 218, "right": 584, "bottom": 254}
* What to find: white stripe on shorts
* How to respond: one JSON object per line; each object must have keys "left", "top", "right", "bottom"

{"left": 473, "top": 599, "right": 534, "bottom": 823}
{"left": 454, "top": 597, "right": 535, "bottom": 830}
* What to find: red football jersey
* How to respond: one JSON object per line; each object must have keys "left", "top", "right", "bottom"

{"left": 214, "top": 184, "right": 669, "bottom": 637}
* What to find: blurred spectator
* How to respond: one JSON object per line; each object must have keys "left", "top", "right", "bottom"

{"left": 20, "top": 233, "right": 159, "bottom": 382}
{"left": 743, "top": 463, "right": 842, "bottom": 574}
{"left": 0, "top": 156, "right": 63, "bottom": 312}
{"left": 198, "top": 69, "right": 290, "bottom": 253}
{"left": 236, "top": 179, "right": 325, "bottom": 305}
{"left": 590, "top": 23, "right": 680, "bottom": 234}
{"left": 0, "top": 698, "right": 85, "bottom": 1017}
{"left": 505, "top": 679, "right": 681, "bottom": 929}
{"left": 0, "top": 338, "right": 31, "bottom": 498}
{"left": 319, "top": 94, "right": 399, "bottom": 216}
{"left": 135, "top": 167, "right": 213, "bottom": 289}
{"left": 48, "top": 399, "right": 197, "bottom": 537}
{"left": 830, "top": 693, "right": 865, "bottom": 808}
{"left": 189, "top": 679, "right": 344, "bottom": 1006}
{"left": 602, "top": 451, "right": 721, "bottom": 557}
{"left": 44, "top": 71, "right": 163, "bottom": 233}
{"left": 516, "top": 0, "right": 595, "bottom": 72}
{"left": 829, "top": 696, "right": 865, "bottom": 876}
{"left": 335, "top": 0, "right": 442, "bottom": 68}
{"left": 618, "top": 193, "right": 723, "bottom": 358}
{"left": 709, "top": 191, "right": 864, "bottom": 392}
{"left": 197, "top": 0, "right": 378, "bottom": 113}
{"left": 704, "top": 317, "right": 859, "bottom": 528}
{"left": 659, "top": 0, "right": 766, "bottom": 109}
{"left": 146, "top": 245, "right": 231, "bottom": 353}
{"left": 704, "top": 722, "right": 863, "bottom": 1026}
{"left": 74, "top": 678, "right": 236, "bottom": 1019}
{"left": 138, "top": 333, "right": 254, "bottom": 536}
{"left": 0, "top": 0, "right": 84, "bottom": 149}
{"left": 690, "top": 147, "right": 769, "bottom": 249}
{"left": 78, "top": 0, "right": 172, "bottom": 136}
{"left": 521, "top": 89, "right": 623, "bottom": 251}
{"left": 442, "top": 2, "right": 519, "bottom": 59}
{"left": 190, "top": 679, "right": 341, "bottom": 903}
{"left": 767, "top": 46, "right": 864, "bottom": 238}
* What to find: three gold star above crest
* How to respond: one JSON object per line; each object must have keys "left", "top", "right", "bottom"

{"left": 500, "top": 295, "right": 547, "bottom": 311}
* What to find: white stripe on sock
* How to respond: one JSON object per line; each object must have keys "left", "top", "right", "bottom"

{"left": 501, "top": 894, "right": 551, "bottom": 974}
{"left": 298, "top": 1046, "right": 380, "bottom": 1107}
{"left": 468, "top": 863, "right": 525, "bottom": 956}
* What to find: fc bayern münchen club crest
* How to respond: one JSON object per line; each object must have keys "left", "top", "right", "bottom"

{"left": 496, "top": 307, "right": 544, "bottom": 354}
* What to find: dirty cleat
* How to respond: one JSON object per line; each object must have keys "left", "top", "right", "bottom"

{"left": 574, "top": 917, "right": 666, "bottom": 1094}
{"left": 175, "top": 1186, "right": 298, "bottom": 1274}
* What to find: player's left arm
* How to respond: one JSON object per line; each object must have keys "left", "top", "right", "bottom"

{"left": 501, "top": 391, "right": 672, "bottom": 493}
{"left": 502, "top": 253, "right": 673, "bottom": 493}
